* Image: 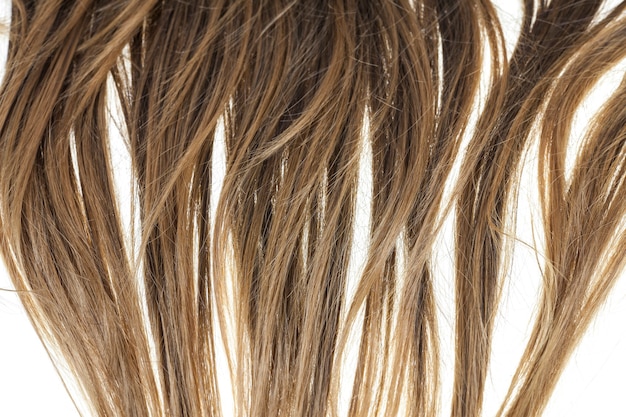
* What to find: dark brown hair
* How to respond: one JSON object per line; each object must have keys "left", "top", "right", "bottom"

{"left": 0, "top": 1, "right": 625, "bottom": 416}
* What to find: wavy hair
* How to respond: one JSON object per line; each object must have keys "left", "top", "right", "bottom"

{"left": 0, "top": 1, "right": 625, "bottom": 416}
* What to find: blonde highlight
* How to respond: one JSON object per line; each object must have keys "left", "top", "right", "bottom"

{"left": 0, "top": 1, "right": 625, "bottom": 416}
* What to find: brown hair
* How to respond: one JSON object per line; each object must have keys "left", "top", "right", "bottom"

{"left": 0, "top": 1, "right": 625, "bottom": 416}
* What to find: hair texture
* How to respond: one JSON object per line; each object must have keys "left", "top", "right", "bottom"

{"left": 0, "top": 1, "right": 625, "bottom": 416}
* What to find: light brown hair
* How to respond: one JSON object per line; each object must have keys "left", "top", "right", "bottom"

{"left": 0, "top": 1, "right": 625, "bottom": 416}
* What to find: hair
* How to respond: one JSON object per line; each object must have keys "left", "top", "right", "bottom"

{"left": 0, "top": 0, "right": 625, "bottom": 416}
